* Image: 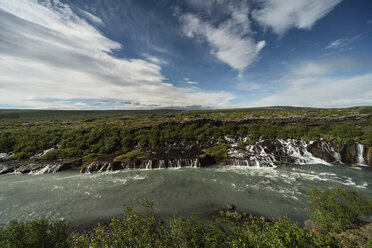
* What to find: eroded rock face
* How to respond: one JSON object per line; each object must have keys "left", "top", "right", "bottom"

{"left": 367, "top": 147, "right": 372, "bottom": 166}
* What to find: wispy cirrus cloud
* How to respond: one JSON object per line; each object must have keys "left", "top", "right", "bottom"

{"left": 0, "top": 0, "right": 234, "bottom": 109}
{"left": 252, "top": 0, "right": 342, "bottom": 36}
{"left": 324, "top": 35, "right": 361, "bottom": 51}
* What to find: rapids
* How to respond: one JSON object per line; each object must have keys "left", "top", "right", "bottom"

{"left": 0, "top": 164, "right": 371, "bottom": 226}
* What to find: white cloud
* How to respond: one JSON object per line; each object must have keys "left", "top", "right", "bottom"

{"left": 180, "top": 0, "right": 266, "bottom": 75}
{"left": 236, "top": 82, "right": 261, "bottom": 91}
{"left": 324, "top": 35, "right": 360, "bottom": 51}
{"left": 234, "top": 58, "right": 372, "bottom": 108}
{"left": 185, "top": 80, "right": 198, "bottom": 85}
{"left": 142, "top": 53, "right": 168, "bottom": 65}
{"left": 180, "top": 14, "right": 266, "bottom": 74}
{"left": 76, "top": 7, "right": 104, "bottom": 26}
{"left": 0, "top": 0, "right": 234, "bottom": 109}
{"left": 291, "top": 58, "right": 366, "bottom": 77}
{"left": 252, "top": 0, "right": 342, "bottom": 35}
{"left": 245, "top": 73, "right": 372, "bottom": 108}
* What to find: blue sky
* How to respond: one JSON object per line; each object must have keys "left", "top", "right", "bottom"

{"left": 0, "top": 0, "right": 371, "bottom": 109}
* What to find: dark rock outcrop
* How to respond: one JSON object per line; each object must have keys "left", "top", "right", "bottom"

{"left": 1, "top": 138, "right": 371, "bottom": 175}
{"left": 367, "top": 147, "right": 372, "bottom": 166}
{"left": 0, "top": 161, "right": 19, "bottom": 174}
{"left": 18, "top": 161, "right": 71, "bottom": 174}
{"left": 80, "top": 161, "right": 121, "bottom": 173}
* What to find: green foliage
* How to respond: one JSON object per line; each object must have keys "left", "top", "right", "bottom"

{"left": 203, "top": 144, "right": 229, "bottom": 159}
{"left": 1, "top": 108, "right": 371, "bottom": 160}
{"left": 307, "top": 186, "right": 372, "bottom": 233}
{"left": 359, "top": 107, "right": 372, "bottom": 114}
{"left": 113, "top": 149, "right": 149, "bottom": 162}
{"left": 0, "top": 218, "right": 71, "bottom": 248}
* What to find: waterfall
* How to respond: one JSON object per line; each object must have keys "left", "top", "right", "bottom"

{"left": 158, "top": 160, "right": 166, "bottom": 169}
{"left": 320, "top": 139, "right": 342, "bottom": 163}
{"left": 176, "top": 160, "right": 181, "bottom": 168}
{"left": 30, "top": 147, "right": 56, "bottom": 159}
{"left": 145, "top": 160, "right": 152, "bottom": 170}
{"left": 356, "top": 143, "right": 366, "bottom": 165}
{"left": 0, "top": 152, "right": 14, "bottom": 160}
{"left": 191, "top": 159, "right": 200, "bottom": 168}
{"left": 226, "top": 138, "right": 332, "bottom": 167}
{"left": 32, "top": 164, "right": 52, "bottom": 175}
{"left": 278, "top": 139, "right": 330, "bottom": 165}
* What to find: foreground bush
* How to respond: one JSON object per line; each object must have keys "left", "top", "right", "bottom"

{"left": 0, "top": 218, "right": 71, "bottom": 248}
{"left": 307, "top": 186, "right": 372, "bottom": 233}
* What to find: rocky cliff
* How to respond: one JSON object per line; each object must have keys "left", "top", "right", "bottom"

{"left": 1, "top": 138, "right": 370, "bottom": 175}
{"left": 78, "top": 138, "right": 371, "bottom": 173}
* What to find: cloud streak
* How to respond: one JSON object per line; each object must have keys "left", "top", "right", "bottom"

{"left": 324, "top": 35, "right": 361, "bottom": 51}
{"left": 253, "top": 0, "right": 342, "bottom": 36}
{"left": 0, "top": 0, "right": 234, "bottom": 109}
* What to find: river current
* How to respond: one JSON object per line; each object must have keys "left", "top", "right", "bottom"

{"left": 0, "top": 164, "right": 371, "bottom": 226}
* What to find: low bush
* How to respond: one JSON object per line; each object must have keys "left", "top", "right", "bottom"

{"left": 307, "top": 186, "right": 372, "bottom": 233}
{"left": 203, "top": 144, "right": 229, "bottom": 160}
{"left": 0, "top": 218, "right": 71, "bottom": 248}
{"left": 113, "top": 149, "right": 149, "bottom": 162}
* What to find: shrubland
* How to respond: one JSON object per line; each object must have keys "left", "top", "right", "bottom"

{"left": 0, "top": 107, "right": 371, "bottom": 166}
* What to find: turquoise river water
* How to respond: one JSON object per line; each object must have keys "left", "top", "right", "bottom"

{"left": 0, "top": 164, "right": 371, "bottom": 226}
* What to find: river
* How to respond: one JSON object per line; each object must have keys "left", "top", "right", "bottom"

{"left": 0, "top": 164, "right": 371, "bottom": 226}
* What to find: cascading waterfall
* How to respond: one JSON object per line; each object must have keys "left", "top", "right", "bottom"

{"left": 316, "top": 139, "right": 342, "bottom": 163}
{"left": 279, "top": 139, "right": 330, "bottom": 165}
{"left": 226, "top": 138, "right": 332, "bottom": 167}
{"left": 356, "top": 143, "right": 366, "bottom": 165}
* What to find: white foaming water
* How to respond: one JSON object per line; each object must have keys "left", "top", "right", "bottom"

{"left": 278, "top": 139, "right": 330, "bottom": 165}
{"left": 319, "top": 139, "right": 342, "bottom": 163}
{"left": 145, "top": 160, "right": 152, "bottom": 170}
{"left": 227, "top": 139, "right": 332, "bottom": 167}
{"left": 32, "top": 165, "right": 52, "bottom": 175}
{"left": 30, "top": 147, "right": 56, "bottom": 159}
{"left": 356, "top": 143, "right": 366, "bottom": 165}
{"left": 0, "top": 152, "right": 14, "bottom": 159}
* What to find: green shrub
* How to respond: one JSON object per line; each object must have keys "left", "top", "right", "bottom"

{"left": 0, "top": 218, "right": 71, "bottom": 248}
{"left": 307, "top": 186, "right": 372, "bottom": 232}
{"left": 203, "top": 144, "right": 229, "bottom": 160}
{"left": 113, "top": 149, "right": 149, "bottom": 162}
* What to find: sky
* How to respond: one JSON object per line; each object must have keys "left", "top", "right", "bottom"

{"left": 0, "top": 0, "right": 371, "bottom": 110}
